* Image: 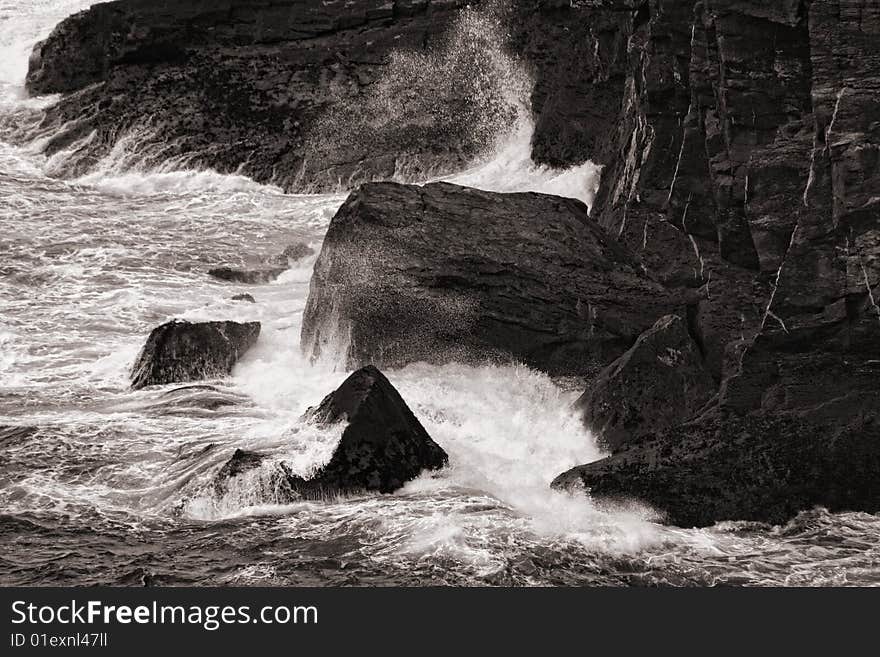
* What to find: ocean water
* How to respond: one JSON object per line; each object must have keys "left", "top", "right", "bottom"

{"left": 1, "top": 0, "right": 878, "bottom": 587}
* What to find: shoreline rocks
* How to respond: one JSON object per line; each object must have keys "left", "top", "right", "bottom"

{"left": 130, "top": 320, "right": 260, "bottom": 390}
{"left": 302, "top": 181, "right": 682, "bottom": 376}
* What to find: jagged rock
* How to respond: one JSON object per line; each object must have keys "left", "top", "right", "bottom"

{"left": 302, "top": 181, "right": 682, "bottom": 376}
{"left": 208, "top": 267, "right": 286, "bottom": 285}
{"left": 552, "top": 411, "right": 880, "bottom": 528}
{"left": 231, "top": 293, "right": 256, "bottom": 303}
{"left": 21, "top": 0, "right": 668, "bottom": 191}
{"left": 297, "top": 365, "right": 448, "bottom": 494}
{"left": 212, "top": 366, "right": 447, "bottom": 500}
{"left": 577, "top": 315, "right": 716, "bottom": 452}
{"left": 216, "top": 449, "right": 267, "bottom": 481}
{"left": 130, "top": 320, "right": 260, "bottom": 390}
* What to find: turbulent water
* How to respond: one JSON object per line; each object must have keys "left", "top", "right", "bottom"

{"left": 1, "top": 1, "right": 879, "bottom": 588}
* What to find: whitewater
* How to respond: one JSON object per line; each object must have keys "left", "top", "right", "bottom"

{"left": 1, "top": 1, "right": 878, "bottom": 587}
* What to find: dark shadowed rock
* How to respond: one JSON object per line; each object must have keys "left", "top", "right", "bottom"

{"left": 552, "top": 0, "right": 880, "bottom": 526}
{"left": 208, "top": 267, "right": 286, "bottom": 285}
{"left": 297, "top": 365, "right": 448, "bottom": 494}
{"left": 552, "top": 411, "right": 880, "bottom": 528}
{"left": 211, "top": 366, "right": 447, "bottom": 501}
{"left": 577, "top": 315, "right": 716, "bottom": 452}
{"left": 302, "top": 182, "right": 682, "bottom": 376}
{"left": 231, "top": 294, "right": 256, "bottom": 303}
{"left": 130, "top": 320, "right": 260, "bottom": 390}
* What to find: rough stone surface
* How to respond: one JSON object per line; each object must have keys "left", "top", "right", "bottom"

{"left": 130, "top": 320, "right": 260, "bottom": 389}
{"left": 297, "top": 365, "right": 448, "bottom": 494}
{"left": 24, "top": 0, "right": 519, "bottom": 191}
{"left": 576, "top": 314, "right": 716, "bottom": 452}
{"left": 302, "top": 181, "right": 682, "bottom": 376}
{"left": 212, "top": 366, "right": 447, "bottom": 499}
{"left": 541, "top": 0, "right": 880, "bottom": 526}
{"left": 553, "top": 410, "right": 880, "bottom": 528}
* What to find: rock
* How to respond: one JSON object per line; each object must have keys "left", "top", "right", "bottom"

{"left": 130, "top": 320, "right": 260, "bottom": 390}
{"left": 156, "top": 385, "right": 247, "bottom": 411}
{"left": 297, "top": 365, "right": 448, "bottom": 494}
{"left": 552, "top": 411, "right": 880, "bottom": 528}
{"left": 24, "top": 0, "right": 515, "bottom": 191}
{"left": 550, "top": 0, "right": 880, "bottom": 526}
{"left": 576, "top": 315, "right": 716, "bottom": 452}
{"left": 211, "top": 448, "right": 298, "bottom": 503}
{"left": 212, "top": 366, "right": 447, "bottom": 500}
{"left": 208, "top": 267, "right": 286, "bottom": 285}
{"left": 280, "top": 242, "right": 314, "bottom": 262}
{"left": 216, "top": 449, "right": 267, "bottom": 481}
{"left": 231, "top": 293, "right": 256, "bottom": 303}
{"left": 302, "top": 182, "right": 682, "bottom": 376}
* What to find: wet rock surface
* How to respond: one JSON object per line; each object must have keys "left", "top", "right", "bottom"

{"left": 553, "top": 411, "right": 880, "bottom": 528}
{"left": 302, "top": 181, "right": 681, "bottom": 376}
{"left": 208, "top": 267, "right": 287, "bottom": 285}
{"left": 130, "top": 320, "right": 261, "bottom": 390}
{"left": 576, "top": 315, "right": 716, "bottom": 452}
{"left": 212, "top": 366, "right": 447, "bottom": 500}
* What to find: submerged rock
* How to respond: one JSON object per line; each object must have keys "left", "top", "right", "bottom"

{"left": 576, "top": 315, "right": 716, "bottom": 452}
{"left": 130, "top": 320, "right": 260, "bottom": 390}
{"left": 0, "top": 426, "right": 37, "bottom": 446}
{"left": 231, "top": 293, "right": 256, "bottom": 303}
{"left": 208, "top": 267, "right": 286, "bottom": 285}
{"left": 211, "top": 449, "right": 298, "bottom": 503}
{"left": 302, "top": 182, "right": 681, "bottom": 376}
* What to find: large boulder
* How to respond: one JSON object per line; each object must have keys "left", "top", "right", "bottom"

{"left": 130, "top": 320, "right": 260, "bottom": 390}
{"left": 577, "top": 314, "right": 716, "bottom": 452}
{"left": 302, "top": 182, "right": 680, "bottom": 376}
{"left": 211, "top": 366, "right": 447, "bottom": 500}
